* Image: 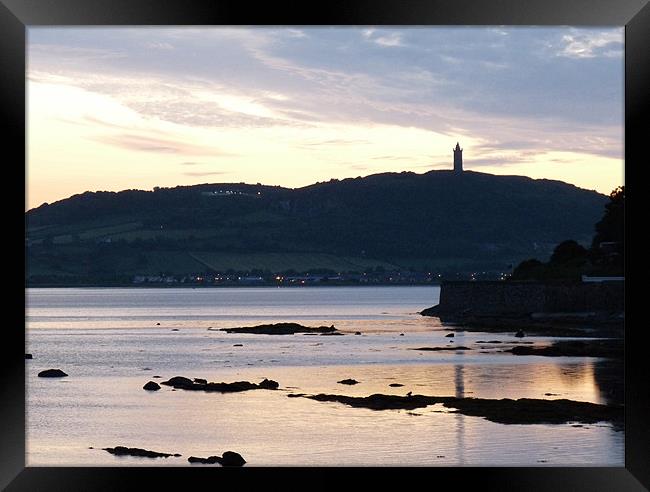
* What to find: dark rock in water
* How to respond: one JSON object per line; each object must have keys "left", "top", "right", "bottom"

{"left": 297, "top": 393, "right": 623, "bottom": 425}
{"left": 161, "top": 376, "right": 279, "bottom": 393}
{"left": 445, "top": 333, "right": 455, "bottom": 338}
{"left": 258, "top": 378, "right": 280, "bottom": 390}
{"left": 38, "top": 369, "right": 68, "bottom": 378}
{"left": 515, "top": 330, "right": 525, "bottom": 338}
{"left": 161, "top": 376, "right": 194, "bottom": 388}
{"left": 156, "top": 322, "right": 161, "bottom": 326}
{"left": 287, "top": 393, "right": 307, "bottom": 398}
{"left": 389, "top": 383, "right": 404, "bottom": 387}
{"left": 233, "top": 344, "right": 243, "bottom": 347}
{"left": 320, "top": 331, "right": 344, "bottom": 336}
{"left": 355, "top": 332, "right": 362, "bottom": 335}
{"left": 171, "top": 328, "right": 179, "bottom": 331}
{"left": 338, "top": 378, "right": 359, "bottom": 385}
{"left": 143, "top": 381, "right": 161, "bottom": 391}
{"left": 399, "top": 333, "right": 405, "bottom": 336}
{"left": 188, "top": 451, "right": 246, "bottom": 467}
{"left": 507, "top": 339, "right": 623, "bottom": 358}
{"left": 25, "top": 353, "right": 33, "bottom": 359}
{"left": 153, "top": 375, "right": 162, "bottom": 378}
{"left": 420, "top": 305, "right": 439, "bottom": 317}
{"left": 220, "top": 322, "right": 337, "bottom": 335}
{"left": 411, "top": 346, "right": 472, "bottom": 351}
{"left": 188, "top": 455, "right": 220, "bottom": 464}
{"left": 103, "top": 446, "right": 181, "bottom": 458}
{"left": 219, "top": 451, "right": 246, "bottom": 467}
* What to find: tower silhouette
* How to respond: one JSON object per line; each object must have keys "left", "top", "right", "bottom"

{"left": 453, "top": 142, "right": 463, "bottom": 173}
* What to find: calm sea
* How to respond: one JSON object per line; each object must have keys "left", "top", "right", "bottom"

{"left": 25, "top": 286, "right": 623, "bottom": 466}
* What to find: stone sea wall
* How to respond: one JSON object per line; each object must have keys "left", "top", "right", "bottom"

{"left": 435, "top": 280, "right": 624, "bottom": 316}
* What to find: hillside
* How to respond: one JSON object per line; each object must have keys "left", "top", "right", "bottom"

{"left": 25, "top": 170, "right": 608, "bottom": 285}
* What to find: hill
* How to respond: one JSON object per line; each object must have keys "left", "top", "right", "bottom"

{"left": 25, "top": 170, "right": 608, "bottom": 285}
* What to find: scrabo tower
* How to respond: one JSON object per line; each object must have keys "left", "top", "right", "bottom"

{"left": 453, "top": 142, "right": 463, "bottom": 173}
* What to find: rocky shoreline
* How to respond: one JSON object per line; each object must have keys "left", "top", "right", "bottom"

{"left": 292, "top": 392, "right": 623, "bottom": 426}
{"left": 160, "top": 376, "right": 279, "bottom": 392}
{"left": 217, "top": 322, "right": 339, "bottom": 335}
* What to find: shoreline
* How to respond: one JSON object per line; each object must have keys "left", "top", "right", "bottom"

{"left": 25, "top": 283, "right": 442, "bottom": 289}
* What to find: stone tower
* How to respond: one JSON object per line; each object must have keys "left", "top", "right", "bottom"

{"left": 453, "top": 142, "right": 463, "bottom": 173}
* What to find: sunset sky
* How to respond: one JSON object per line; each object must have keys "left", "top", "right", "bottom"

{"left": 27, "top": 27, "right": 624, "bottom": 211}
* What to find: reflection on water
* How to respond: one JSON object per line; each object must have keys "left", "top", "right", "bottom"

{"left": 25, "top": 287, "right": 623, "bottom": 466}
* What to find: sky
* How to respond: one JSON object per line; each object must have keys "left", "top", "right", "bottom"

{"left": 27, "top": 27, "right": 624, "bottom": 211}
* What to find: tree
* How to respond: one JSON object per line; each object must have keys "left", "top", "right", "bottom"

{"left": 550, "top": 240, "right": 587, "bottom": 264}
{"left": 588, "top": 186, "right": 624, "bottom": 273}
{"left": 591, "top": 186, "right": 624, "bottom": 251}
{"left": 511, "top": 258, "right": 544, "bottom": 280}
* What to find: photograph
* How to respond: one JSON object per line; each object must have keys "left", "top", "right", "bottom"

{"left": 22, "top": 24, "right": 627, "bottom": 468}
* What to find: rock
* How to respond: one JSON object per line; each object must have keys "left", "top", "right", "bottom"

{"left": 420, "top": 305, "right": 439, "bottom": 317}
{"left": 297, "top": 393, "right": 623, "bottom": 425}
{"left": 445, "top": 333, "right": 455, "bottom": 338}
{"left": 258, "top": 378, "right": 280, "bottom": 390}
{"left": 354, "top": 332, "right": 362, "bottom": 335}
{"left": 156, "top": 322, "right": 161, "bottom": 326}
{"left": 103, "top": 446, "right": 180, "bottom": 458}
{"left": 161, "top": 376, "right": 279, "bottom": 393}
{"left": 320, "top": 332, "right": 344, "bottom": 336}
{"left": 160, "top": 376, "right": 195, "bottom": 388}
{"left": 515, "top": 330, "right": 525, "bottom": 338}
{"left": 218, "top": 451, "right": 246, "bottom": 467}
{"left": 143, "top": 381, "right": 161, "bottom": 391}
{"left": 38, "top": 369, "right": 68, "bottom": 378}
{"left": 399, "top": 333, "right": 405, "bottom": 336}
{"left": 410, "top": 346, "right": 472, "bottom": 351}
{"left": 389, "top": 383, "right": 404, "bottom": 387}
{"left": 189, "top": 452, "right": 246, "bottom": 467}
{"left": 25, "top": 353, "right": 33, "bottom": 359}
{"left": 188, "top": 455, "right": 219, "bottom": 464}
{"left": 337, "top": 378, "right": 359, "bottom": 385}
{"left": 171, "top": 328, "right": 179, "bottom": 331}
{"left": 233, "top": 344, "right": 243, "bottom": 347}
{"left": 507, "top": 339, "right": 622, "bottom": 358}
{"left": 220, "top": 322, "right": 337, "bottom": 335}
{"left": 153, "top": 375, "right": 162, "bottom": 378}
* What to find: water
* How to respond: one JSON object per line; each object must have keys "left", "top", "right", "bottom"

{"left": 25, "top": 286, "right": 623, "bottom": 466}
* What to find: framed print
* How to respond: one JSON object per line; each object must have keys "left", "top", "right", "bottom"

{"left": 2, "top": 0, "right": 648, "bottom": 490}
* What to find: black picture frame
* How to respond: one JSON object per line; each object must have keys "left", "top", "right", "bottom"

{"left": 2, "top": 0, "right": 647, "bottom": 490}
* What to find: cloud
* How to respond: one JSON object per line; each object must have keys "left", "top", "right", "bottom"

{"left": 183, "top": 171, "right": 230, "bottom": 176}
{"left": 556, "top": 30, "right": 623, "bottom": 59}
{"left": 361, "top": 29, "right": 404, "bottom": 47}
{"left": 286, "top": 29, "right": 307, "bottom": 39}
{"left": 28, "top": 43, "right": 127, "bottom": 62}
{"left": 299, "top": 138, "right": 371, "bottom": 148}
{"left": 89, "top": 133, "right": 229, "bottom": 155}
{"left": 28, "top": 27, "right": 623, "bottom": 187}
{"left": 374, "top": 33, "right": 404, "bottom": 47}
{"left": 147, "top": 41, "right": 174, "bottom": 50}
